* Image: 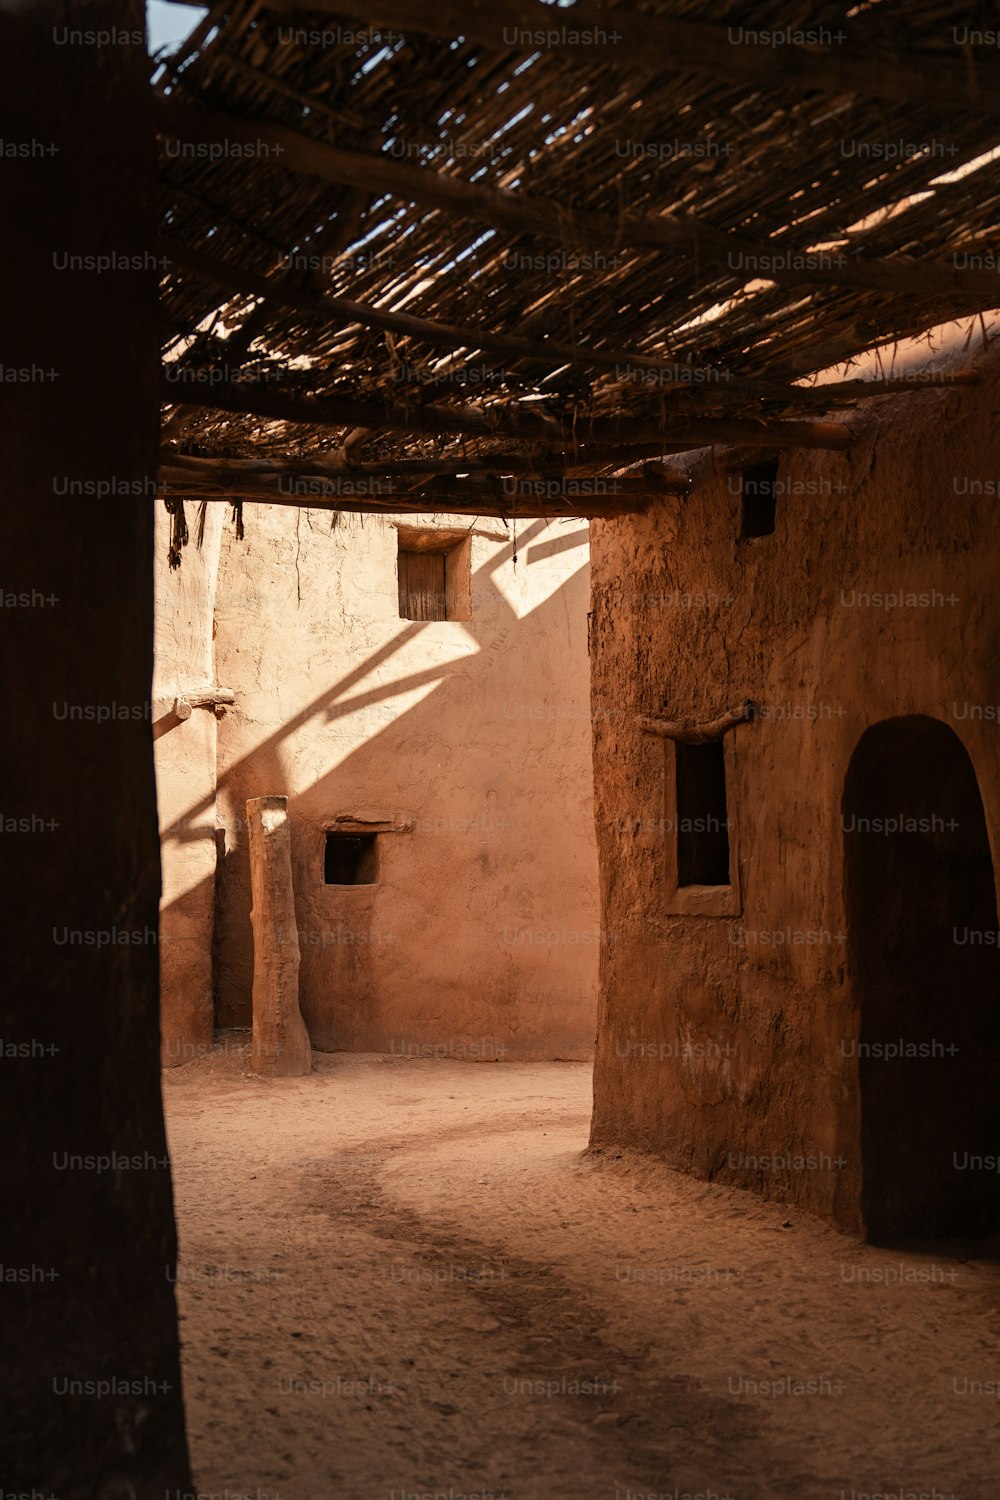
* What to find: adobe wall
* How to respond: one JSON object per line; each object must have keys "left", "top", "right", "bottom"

{"left": 153, "top": 503, "right": 225, "bottom": 1066}
{"left": 211, "top": 506, "right": 600, "bottom": 1060}
{"left": 588, "top": 344, "right": 1000, "bottom": 1232}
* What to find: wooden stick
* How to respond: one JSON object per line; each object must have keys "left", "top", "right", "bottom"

{"left": 792, "top": 370, "right": 981, "bottom": 398}
{"left": 174, "top": 687, "right": 235, "bottom": 719}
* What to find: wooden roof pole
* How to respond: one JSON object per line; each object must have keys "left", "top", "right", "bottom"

{"left": 159, "top": 239, "right": 984, "bottom": 406}
{"left": 255, "top": 0, "right": 1000, "bottom": 116}
{"left": 160, "top": 370, "right": 853, "bottom": 449}
{"left": 154, "top": 95, "right": 1000, "bottom": 308}
{"left": 159, "top": 236, "right": 787, "bottom": 396}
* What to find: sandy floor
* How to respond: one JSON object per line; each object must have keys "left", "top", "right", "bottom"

{"left": 163, "top": 1041, "right": 1000, "bottom": 1500}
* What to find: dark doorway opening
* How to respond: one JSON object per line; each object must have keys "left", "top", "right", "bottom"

{"left": 843, "top": 716, "right": 1000, "bottom": 1239}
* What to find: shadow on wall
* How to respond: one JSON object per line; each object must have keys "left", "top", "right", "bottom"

{"left": 159, "top": 517, "right": 601, "bottom": 1064}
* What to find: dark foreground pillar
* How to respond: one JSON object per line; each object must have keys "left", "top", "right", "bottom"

{"left": 0, "top": 1, "right": 192, "bottom": 1492}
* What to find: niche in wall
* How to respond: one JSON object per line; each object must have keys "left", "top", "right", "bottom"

{"left": 324, "top": 833, "right": 378, "bottom": 885}
{"left": 320, "top": 813, "right": 415, "bottom": 888}
{"left": 739, "top": 459, "right": 779, "bottom": 539}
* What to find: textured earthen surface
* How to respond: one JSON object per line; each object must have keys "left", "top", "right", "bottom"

{"left": 247, "top": 796, "right": 312, "bottom": 1076}
{"left": 0, "top": 0, "right": 190, "bottom": 1486}
{"left": 165, "top": 1047, "right": 1000, "bottom": 1500}
{"left": 154, "top": 504, "right": 225, "bottom": 1066}
{"left": 589, "top": 339, "right": 1000, "bottom": 1233}
{"left": 210, "top": 507, "right": 600, "bottom": 1060}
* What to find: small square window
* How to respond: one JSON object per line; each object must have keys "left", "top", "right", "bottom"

{"left": 324, "top": 833, "right": 378, "bottom": 885}
{"left": 396, "top": 527, "right": 473, "bottom": 621}
{"left": 739, "top": 460, "right": 778, "bottom": 539}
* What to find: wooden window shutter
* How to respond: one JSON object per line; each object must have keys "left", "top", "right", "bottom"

{"left": 399, "top": 549, "right": 448, "bottom": 620}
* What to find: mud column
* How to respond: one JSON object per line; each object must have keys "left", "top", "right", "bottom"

{"left": 247, "top": 796, "right": 312, "bottom": 1075}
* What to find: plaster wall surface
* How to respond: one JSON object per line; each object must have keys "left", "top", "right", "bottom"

{"left": 588, "top": 344, "right": 1000, "bottom": 1231}
{"left": 154, "top": 504, "right": 225, "bottom": 1065}
{"left": 210, "top": 506, "right": 600, "bottom": 1059}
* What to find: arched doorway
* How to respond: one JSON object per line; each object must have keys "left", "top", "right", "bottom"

{"left": 843, "top": 716, "right": 1000, "bottom": 1239}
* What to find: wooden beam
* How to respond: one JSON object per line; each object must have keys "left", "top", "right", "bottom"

{"left": 792, "top": 370, "right": 981, "bottom": 399}
{"left": 154, "top": 95, "right": 1000, "bottom": 307}
{"left": 156, "top": 482, "right": 649, "bottom": 519}
{"left": 160, "top": 369, "right": 853, "bottom": 449}
{"left": 258, "top": 0, "right": 1000, "bottom": 117}
{"left": 158, "top": 450, "right": 695, "bottom": 492}
{"left": 158, "top": 448, "right": 687, "bottom": 481}
{"left": 160, "top": 481, "right": 656, "bottom": 507}
{"left": 161, "top": 367, "right": 563, "bottom": 441}
{"left": 159, "top": 468, "right": 686, "bottom": 501}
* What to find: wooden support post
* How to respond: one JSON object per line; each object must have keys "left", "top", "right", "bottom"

{"left": 246, "top": 796, "right": 312, "bottom": 1076}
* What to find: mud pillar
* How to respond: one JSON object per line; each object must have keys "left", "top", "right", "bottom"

{"left": 247, "top": 797, "right": 312, "bottom": 1075}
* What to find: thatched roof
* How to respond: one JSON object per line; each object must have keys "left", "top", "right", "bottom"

{"left": 156, "top": 0, "right": 1000, "bottom": 517}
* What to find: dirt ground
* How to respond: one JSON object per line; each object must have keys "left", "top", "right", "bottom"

{"left": 163, "top": 1040, "right": 1000, "bottom": 1500}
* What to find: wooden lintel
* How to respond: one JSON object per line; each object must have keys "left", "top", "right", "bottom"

{"left": 640, "top": 701, "right": 756, "bottom": 743}
{"left": 326, "top": 814, "right": 415, "bottom": 835}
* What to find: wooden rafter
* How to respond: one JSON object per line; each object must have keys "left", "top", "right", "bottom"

{"left": 159, "top": 237, "right": 785, "bottom": 395}
{"left": 159, "top": 474, "right": 677, "bottom": 500}
{"left": 158, "top": 450, "right": 689, "bottom": 480}
{"left": 154, "top": 96, "right": 1000, "bottom": 308}
{"left": 161, "top": 370, "right": 853, "bottom": 449}
{"left": 250, "top": 0, "right": 1000, "bottom": 117}
{"left": 157, "top": 481, "right": 655, "bottom": 520}
{"left": 158, "top": 238, "right": 983, "bottom": 407}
